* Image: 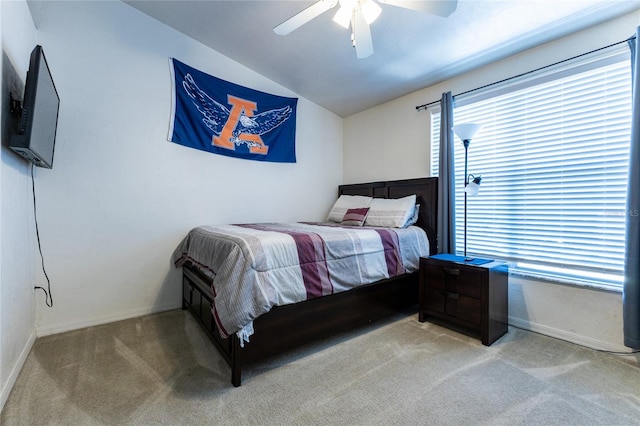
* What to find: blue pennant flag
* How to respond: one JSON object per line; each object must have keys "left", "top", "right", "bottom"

{"left": 169, "top": 58, "right": 298, "bottom": 163}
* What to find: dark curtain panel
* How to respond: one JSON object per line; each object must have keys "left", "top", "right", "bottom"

{"left": 436, "top": 92, "right": 456, "bottom": 254}
{"left": 624, "top": 28, "right": 640, "bottom": 350}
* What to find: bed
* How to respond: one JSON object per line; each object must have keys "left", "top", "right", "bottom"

{"left": 174, "top": 177, "right": 438, "bottom": 386}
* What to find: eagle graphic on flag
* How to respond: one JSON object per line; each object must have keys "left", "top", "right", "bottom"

{"left": 169, "top": 58, "right": 298, "bottom": 163}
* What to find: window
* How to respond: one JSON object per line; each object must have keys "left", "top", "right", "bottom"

{"left": 430, "top": 45, "right": 632, "bottom": 290}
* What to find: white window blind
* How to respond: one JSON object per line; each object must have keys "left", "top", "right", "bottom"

{"left": 430, "top": 45, "right": 632, "bottom": 289}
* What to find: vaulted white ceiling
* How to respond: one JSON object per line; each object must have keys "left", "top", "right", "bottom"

{"left": 125, "top": 0, "right": 639, "bottom": 117}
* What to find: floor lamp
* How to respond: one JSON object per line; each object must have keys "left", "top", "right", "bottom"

{"left": 452, "top": 123, "right": 482, "bottom": 261}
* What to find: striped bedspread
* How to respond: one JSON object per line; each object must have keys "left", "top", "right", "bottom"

{"left": 172, "top": 222, "right": 429, "bottom": 342}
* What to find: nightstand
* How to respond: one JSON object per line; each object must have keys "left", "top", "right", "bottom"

{"left": 418, "top": 254, "right": 509, "bottom": 346}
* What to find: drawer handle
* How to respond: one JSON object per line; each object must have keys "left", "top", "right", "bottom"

{"left": 443, "top": 291, "right": 459, "bottom": 300}
{"left": 444, "top": 268, "right": 460, "bottom": 275}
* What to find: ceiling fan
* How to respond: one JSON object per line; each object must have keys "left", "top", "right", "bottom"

{"left": 273, "top": 0, "right": 458, "bottom": 59}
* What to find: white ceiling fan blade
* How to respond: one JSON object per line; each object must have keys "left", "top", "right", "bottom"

{"left": 378, "top": 0, "right": 458, "bottom": 17}
{"left": 273, "top": 0, "right": 338, "bottom": 35}
{"left": 353, "top": 8, "right": 373, "bottom": 59}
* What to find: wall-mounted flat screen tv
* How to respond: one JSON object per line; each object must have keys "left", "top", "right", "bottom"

{"left": 10, "top": 45, "right": 60, "bottom": 169}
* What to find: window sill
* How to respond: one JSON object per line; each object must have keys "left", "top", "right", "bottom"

{"left": 509, "top": 267, "right": 623, "bottom": 294}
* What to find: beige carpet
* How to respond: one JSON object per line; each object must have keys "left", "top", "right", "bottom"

{"left": 2, "top": 309, "right": 639, "bottom": 425}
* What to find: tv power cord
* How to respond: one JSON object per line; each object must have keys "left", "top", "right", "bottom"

{"left": 32, "top": 164, "right": 53, "bottom": 307}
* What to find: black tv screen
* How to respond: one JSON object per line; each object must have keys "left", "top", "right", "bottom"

{"left": 10, "top": 45, "right": 60, "bottom": 169}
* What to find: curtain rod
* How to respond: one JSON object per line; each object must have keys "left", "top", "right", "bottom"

{"left": 415, "top": 35, "right": 636, "bottom": 111}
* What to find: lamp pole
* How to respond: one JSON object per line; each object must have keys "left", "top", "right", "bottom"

{"left": 452, "top": 122, "right": 482, "bottom": 262}
{"left": 463, "top": 139, "right": 470, "bottom": 259}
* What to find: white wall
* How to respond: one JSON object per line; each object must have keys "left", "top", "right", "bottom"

{"left": 509, "top": 277, "right": 624, "bottom": 351}
{"left": 20, "top": 0, "right": 342, "bottom": 335}
{"left": 0, "top": 0, "right": 38, "bottom": 411}
{"left": 344, "top": 11, "right": 640, "bottom": 351}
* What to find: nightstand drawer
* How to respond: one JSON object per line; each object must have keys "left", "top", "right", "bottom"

{"left": 423, "top": 263, "right": 482, "bottom": 299}
{"left": 424, "top": 288, "right": 445, "bottom": 313}
{"left": 452, "top": 295, "right": 481, "bottom": 324}
{"left": 426, "top": 288, "right": 481, "bottom": 325}
{"left": 455, "top": 270, "right": 483, "bottom": 298}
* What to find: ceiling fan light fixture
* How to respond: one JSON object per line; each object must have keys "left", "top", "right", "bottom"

{"left": 361, "top": 0, "right": 381, "bottom": 24}
{"left": 334, "top": 0, "right": 380, "bottom": 29}
{"left": 333, "top": 6, "right": 352, "bottom": 28}
{"left": 339, "top": 0, "right": 358, "bottom": 9}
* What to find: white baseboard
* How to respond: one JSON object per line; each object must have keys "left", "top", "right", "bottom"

{"left": 35, "top": 302, "right": 182, "bottom": 337}
{"left": 509, "top": 315, "right": 629, "bottom": 353}
{"left": 1, "top": 331, "right": 36, "bottom": 413}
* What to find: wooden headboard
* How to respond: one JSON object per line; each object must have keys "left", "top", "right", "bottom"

{"left": 338, "top": 177, "right": 438, "bottom": 255}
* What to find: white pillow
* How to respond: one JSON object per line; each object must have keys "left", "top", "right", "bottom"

{"left": 327, "top": 195, "right": 372, "bottom": 223}
{"left": 365, "top": 194, "right": 417, "bottom": 228}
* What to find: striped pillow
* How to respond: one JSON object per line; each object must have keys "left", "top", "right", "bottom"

{"left": 364, "top": 194, "right": 417, "bottom": 228}
{"left": 341, "top": 207, "right": 370, "bottom": 226}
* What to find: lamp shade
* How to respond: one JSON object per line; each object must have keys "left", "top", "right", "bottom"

{"left": 464, "top": 175, "right": 482, "bottom": 196}
{"left": 452, "top": 123, "right": 483, "bottom": 141}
